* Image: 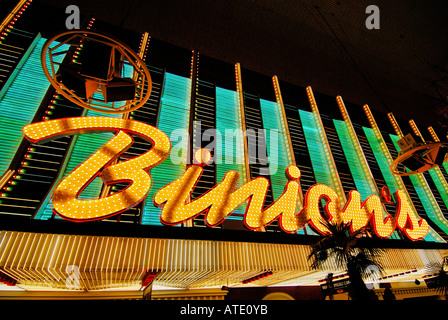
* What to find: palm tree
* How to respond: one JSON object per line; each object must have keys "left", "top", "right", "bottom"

{"left": 426, "top": 257, "right": 448, "bottom": 299}
{"left": 308, "top": 221, "right": 386, "bottom": 300}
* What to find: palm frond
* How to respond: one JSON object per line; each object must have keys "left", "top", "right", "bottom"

{"left": 425, "top": 258, "right": 448, "bottom": 295}
{"left": 308, "top": 220, "right": 385, "bottom": 275}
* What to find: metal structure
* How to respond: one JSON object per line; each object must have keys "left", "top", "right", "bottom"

{"left": 41, "top": 30, "right": 152, "bottom": 114}
{"left": 390, "top": 134, "right": 448, "bottom": 176}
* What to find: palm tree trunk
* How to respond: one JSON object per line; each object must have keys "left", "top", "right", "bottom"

{"left": 347, "top": 259, "right": 372, "bottom": 300}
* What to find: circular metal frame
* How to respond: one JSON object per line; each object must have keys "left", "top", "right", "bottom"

{"left": 390, "top": 141, "right": 447, "bottom": 176}
{"left": 41, "top": 30, "right": 151, "bottom": 114}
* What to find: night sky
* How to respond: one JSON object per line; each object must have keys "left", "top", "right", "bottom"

{"left": 3, "top": 0, "right": 448, "bottom": 136}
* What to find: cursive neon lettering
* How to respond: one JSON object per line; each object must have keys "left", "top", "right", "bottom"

{"left": 22, "top": 117, "right": 171, "bottom": 221}
{"left": 22, "top": 117, "right": 429, "bottom": 240}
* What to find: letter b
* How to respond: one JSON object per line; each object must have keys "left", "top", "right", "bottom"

{"left": 260, "top": 305, "right": 268, "bottom": 315}
{"left": 365, "top": 5, "right": 380, "bottom": 30}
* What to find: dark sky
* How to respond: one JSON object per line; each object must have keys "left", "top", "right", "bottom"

{"left": 5, "top": 0, "right": 448, "bottom": 136}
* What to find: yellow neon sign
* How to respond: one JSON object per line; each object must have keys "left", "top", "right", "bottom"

{"left": 22, "top": 117, "right": 429, "bottom": 240}
{"left": 23, "top": 117, "right": 170, "bottom": 221}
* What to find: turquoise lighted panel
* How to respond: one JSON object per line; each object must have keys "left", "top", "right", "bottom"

{"left": 259, "top": 99, "right": 292, "bottom": 199}
{"left": 390, "top": 134, "right": 448, "bottom": 238}
{"left": 363, "top": 127, "right": 443, "bottom": 242}
{"left": 428, "top": 168, "right": 448, "bottom": 211}
{"left": 215, "top": 87, "right": 246, "bottom": 221}
{"left": 0, "top": 37, "right": 68, "bottom": 175}
{"left": 335, "top": 121, "right": 401, "bottom": 239}
{"left": 299, "top": 110, "right": 338, "bottom": 191}
{"left": 333, "top": 120, "right": 376, "bottom": 200}
{"left": 262, "top": 100, "right": 318, "bottom": 235}
{"left": 363, "top": 128, "right": 401, "bottom": 195}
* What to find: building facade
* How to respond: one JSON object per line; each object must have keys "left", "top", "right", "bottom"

{"left": 0, "top": 0, "right": 447, "bottom": 300}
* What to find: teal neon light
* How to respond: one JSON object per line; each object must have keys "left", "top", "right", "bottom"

{"left": 428, "top": 167, "right": 448, "bottom": 210}
{"left": 363, "top": 127, "right": 443, "bottom": 242}
{"left": 300, "top": 109, "right": 338, "bottom": 235}
{"left": 334, "top": 120, "right": 376, "bottom": 200}
{"left": 390, "top": 134, "right": 448, "bottom": 237}
{"left": 336, "top": 122, "right": 402, "bottom": 239}
{"left": 363, "top": 128, "right": 401, "bottom": 195}
{"left": 261, "top": 101, "right": 318, "bottom": 235}
{"left": 259, "top": 99, "right": 292, "bottom": 199}
{"left": 299, "top": 110, "right": 338, "bottom": 191}
{"left": 215, "top": 87, "right": 246, "bottom": 220}
{"left": 141, "top": 72, "right": 192, "bottom": 225}
{"left": 0, "top": 37, "right": 68, "bottom": 176}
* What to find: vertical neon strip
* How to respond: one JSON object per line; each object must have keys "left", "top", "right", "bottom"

{"left": 270, "top": 76, "right": 303, "bottom": 205}
{"left": 272, "top": 77, "right": 296, "bottom": 166}
{"left": 0, "top": 0, "right": 30, "bottom": 35}
{"left": 0, "top": 37, "right": 67, "bottom": 176}
{"left": 428, "top": 167, "right": 448, "bottom": 211}
{"left": 234, "top": 63, "right": 250, "bottom": 182}
{"left": 300, "top": 86, "right": 345, "bottom": 203}
{"left": 363, "top": 105, "right": 444, "bottom": 242}
{"left": 426, "top": 126, "right": 448, "bottom": 209}
{"left": 335, "top": 97, "right": 398, "bottom": 238}
{"left": 390, "top": 134, "right": 448, "bottom": 238}
{"left": 259, "top": 99, "right": 291, "bottom": 198}
{"left": 215, "top": 87, "right": 246, "bottom": 220}
{"left": 334, "top": 96, "right": 377, "bottom": 199}
{"left": 141, "top": 72, "right": 192, "bottom": 225}
{"left": 363, "top": 128, "right": 401, "bottom": 195}
{"left": 428, "top": 126, "right": 448, "bottom": 175}
{"left": 261, "top": 97, "right": 316, "bottom": 235}
{"left": 333, "top": 121, "right": 376, "bottom": 198}
{"left": 299, "top": 110, "right": 339, "bottom": 194}
{"left": 272, "top": 78, "right": 315, "bottom": 235}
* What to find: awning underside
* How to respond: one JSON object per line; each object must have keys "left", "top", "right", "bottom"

{"left": 0, "top": 231, "right": 444, "bottom": 291}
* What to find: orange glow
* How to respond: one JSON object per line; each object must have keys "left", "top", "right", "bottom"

{"left": 156, "top": 164, "right": 304, "bottom": 232}
{"left": 341, "top": 191, "right": 370, "bottom": 233}
{"left": 364, "top": 194, "right": 395, "bottom": 238}
{"left": 22, "top": 117, "right": 430, "bottom": 241}
{"left": 299, "top": 184, "right": 342, "bottom": 235}
{"left": 154, "top": 164, "right": 238, "bottom": 226}
{"left": 22, "top": 117, "right": 171, "bottom": 221}
{"left": 193, "top": 148, "right": 212, "bottom": 165}
{"left": 340, "top": 191, "right": 395, "bottom": 238}
{"left": 394, "top": 189, "right": 429, "bottom": 240}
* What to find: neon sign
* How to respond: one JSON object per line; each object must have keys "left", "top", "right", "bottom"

{"left": 22, "top": 117, "right": 170, "bottom": 221}
{"left": 22, "top": 117, "right": 429, "bottom": 241}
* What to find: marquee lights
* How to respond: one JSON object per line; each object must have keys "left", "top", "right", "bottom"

{"left": 394, "top": 189, "right": 429, "bottom": 240}
{"left": 22, "top": 117, "right": 429, "bottom": 240}
{"left": 22, "top": 117, "right": 171, "bottom": 221}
